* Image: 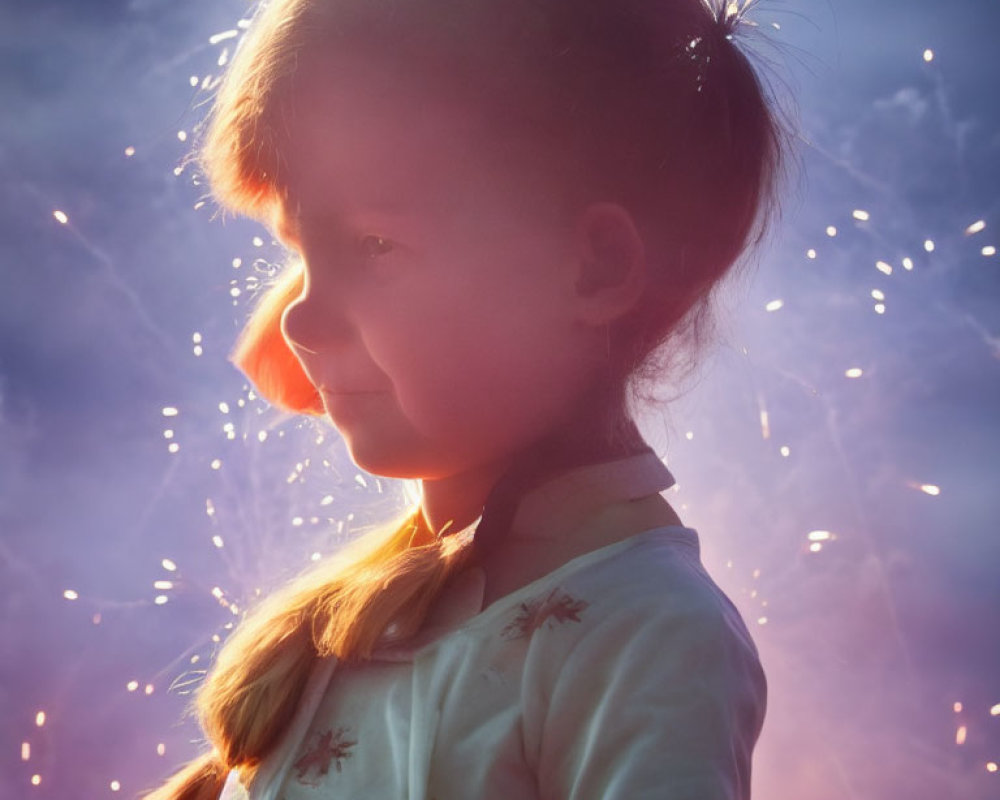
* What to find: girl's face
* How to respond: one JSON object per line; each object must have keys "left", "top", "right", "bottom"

{"left": 275, "top": 53, "right": 600, "bottom": 482}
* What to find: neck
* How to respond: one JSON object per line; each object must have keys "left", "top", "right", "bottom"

{"left": 418, "top": 457, "right": 514, "bottom": 537}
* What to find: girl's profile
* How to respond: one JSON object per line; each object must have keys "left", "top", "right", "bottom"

{"left": 149, "top": 0, "right": 786, "bottom": 797}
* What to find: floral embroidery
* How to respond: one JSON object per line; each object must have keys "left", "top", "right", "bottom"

{"left": 293, "top": 727, "right": 357, "bottom": 786}
{"left": 501, "top": 587, "right": 589, "bottom": 640}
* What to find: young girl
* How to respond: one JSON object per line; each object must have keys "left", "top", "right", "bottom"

{"left": 151, "top": 0, "right": 784, "bottom": 797}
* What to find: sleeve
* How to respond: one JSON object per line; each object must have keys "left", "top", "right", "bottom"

{"left": 524, "top": 596, "right": 767, "bottom": 800}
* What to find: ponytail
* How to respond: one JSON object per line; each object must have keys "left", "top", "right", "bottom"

{"left": 148, "top": 509, "right": 476, "bottom": 798}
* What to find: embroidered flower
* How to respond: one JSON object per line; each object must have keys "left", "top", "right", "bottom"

{"left": 502, "top": 587, "right": 589, "bottom": 640}
{"left": 293, "top": 727, "right": 357, "bottom": 786}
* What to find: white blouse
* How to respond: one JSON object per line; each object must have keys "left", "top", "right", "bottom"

{"left": 221, "top": 455, "right": 766, "bottom": 800}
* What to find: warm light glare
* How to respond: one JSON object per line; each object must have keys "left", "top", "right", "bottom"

{"left": 825, "top": 225, "right": 837, "bottom": 237}
{"left": 982, "top": 246, "right": 996, "bottom": 257}
{"left": 161, "top": 406, "right": 178, "bottom": 417}
{"left": 765, "top": 299, "right": 784, "bottom": 312}
{"left": 53, "top": 210, "right": 68, "bottom": 224}
{"left": 126, "top": 680, "right": 139, "bottom": 692}
{"left": 21, "top": 742, "right": 30, "bottom": 761}
{"left": 990, "top": 703, "right": 1000, "bottom": 716}
{"left": 212, "top": 535, "right": 225, "bottom": 548}
{"left": 779, "top": 445, "right": 790, "bottom": 457}
{"left": 157, "top": 743, "right": 166, "bottom": 756}
{"left": 153, "top": 580, "right": 173, "bottom": 590}
{"left": 808, "top": 530, "right": 832, "bottom": 542}
{"left": 209, "top": 29, "right": 239, "bottom": 45}
{"left": 920, "top": 484, "right": 942, "bottom": 496}
{"left": 809, "top": 542, "right": 823, "bottom": 553}
{"left": 902, "top": 257, "right": 915, "bottom": 270}
{"left": 923, "top": 48, "right": 935, "bottom": 62}
{"left": 871, "top": 289, "right": 885, "bottom": 301}
{"left": 806, "top": 248, "right": 817, "bottom": 259}
{"left": 924, "top": 239, "right": 935, "bottom": 252}
{"left": 956, "top": 725, "right": 967, "bottom": 745}
{"left": 845, "top": 368, "right": 864, "bottom": 378}
{"left": 110, "top": 780, "right": 121, "bottom": 792}
{"left": 31, "top": 775, "right": 41, "bottom": 786}
{"left": 965, "top": 219, "right": 986, "bottom": 235}
{"left": 161, "top": 558, "right": 177, "bottom": 571}
{"left": 154, "top": 595, "right": 169, "bottom": 605}
{"left": 62, "top": 589, "right": 78, "bottom": 600}
{"left": 852, "top": 209, "right": 870, "bottom": 221}
{"left": 988, "top": 762, "right": 998, "bottom": 773}
{"left": 953, "top": 701, "right": 963, "bottom": 713}
{"left": 876, "top": 260, "right": 893, "bottom": 275}
{"left": 35, "top": 711, "right": 45, "bottom": 727}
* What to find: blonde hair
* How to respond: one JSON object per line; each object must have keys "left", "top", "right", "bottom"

{"left": 150, "top": 0, "right": 786, "bottom": 796}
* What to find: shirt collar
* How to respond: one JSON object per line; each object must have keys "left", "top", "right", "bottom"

{"left": 507, "top": 449, "right": 676, "bottom": 539}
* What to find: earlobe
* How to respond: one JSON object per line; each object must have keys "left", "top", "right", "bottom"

{"left": 573, "top": 202, "right": 647, "bottom": 326}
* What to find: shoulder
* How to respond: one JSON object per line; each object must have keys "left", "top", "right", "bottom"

{"left": 517, "top": 526, "right": 765, "bottom": 704}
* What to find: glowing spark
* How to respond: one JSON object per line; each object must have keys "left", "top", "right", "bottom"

{"left": 956, "top": 725, "right": 967, "bottom": 745}
{"left": 212, "top": 535, "right": 224, "bottom": 548}
{"left": 257, "top": 430, "right": 268, "bottom": 443}
{"left": 809, "top": 542, "right": 823, "bottom": 553}
{"left": 292, "top": 516, "right": 304, "bottom": 527}
{"left": 157, "top": 743, "right": 166, "bottom": 756}
{"left": 991, "top": 704, "right": 1000, "bottom": 716}
{"left": 206, "top": 499, "right": 216, "bottom": 517}
{"left": 954, "top": 701, "right": 963, "bottom": 713}
{"left": 232, "top": 257, "right": 242, "bottom": 268}
{"left": 209, "top": 29, "right": 239, "bottom": 45}
{"left": 229, "top": 287, "right": 242, "bottom": 298}
{"left": 238, "top": 18, "right": 252, "bottom": 29}
{"left": 924, "top": 239, "right": 935, "bottom": 252}
{"left": 806, "top": 248, "right": 817, "bottom": 259}
{"left": 874, "top": 304, "right": 886, "bottom": 315}
{"left": 154, "top": 595, "right": 169, "bottom": 605}
{"left": 167, "top": 442, "right": 180, "bottom": 454}
{"left": 311, "top": 552, "right": 322, "bottom": 562}
{"left": 173, "top": 166, "right": 183, "bottom": 177}
{"left": 871, "top": 289, "right": 885, "bottom": 301}
{"left": 752, "top": 568, "right": 761, "bottom": 579}
{"left": 53, "top": 210, "right": 68, "bottom": 224}
{"left": 988, "top": 763, "right": 998, "bottom": 773}
{"left": 920, "top": 484, "right": 942, "bottom": 496}
{"left": 902, "top": 257, "right": 915, "bottom": 270}
{"left": 757, "top": 616, "right": 768, "bottom": 625}
{"left": 161, "top": 558, "right": 177, "bottom": 571}
{"left": 126, "top": 680, "right": 139, "bottom": 692}
{"left": 219, "top": 401, "right": 230, "bottom": 413}
{"left": 845, "top": 368, "right": 864, "bottom": 378}
{"left": 177, "top": 130, "right": 188, "bottom": 142}
{"left": 153, "top": 580, "right": 173, "bottom": 590}
{"left": 193, "top": 345, "right": 204, "bottom": 357}
{"left": 355, "top": 473, "right": 369, "bottom": 488}
{"left": 923, "top": 48, "right": 935, "bottom": 62}
{"left": 31, "top": 775, "right": 41, "bottom": 786}
{"left": 161, "top": 406, "right": 179, "bottom": 417}
{"left": 192, "top": 332, "right": 202, "bottom": 344}
{"left": 765, "top": 299, "right": 784, "bottom": 312}
{"left": 21, "top": 742, "right": 30, "bottom": 761}
{"left": 808, "top": 530, "right": 832, "bottom": 542}
{"left": 110, "top": 780, "right": 121, "bottom": 792}
{"left": 211, "top": 587, "right": 224, "bottom": 600}
{"left": 779, "top": 445, "right": 790, "bottom": 457}
{"left": 35, "top": 711, "right": 46, "bottom": 727}
{"left": 189, "top": 75, "right": 199, "bottom": 87}
{"left": 145, "top": 684, "right": 154, "bottom": 695}
{"left": 210, "top": 458, "right": 221, "bottom": 470}
{"left": 124, "top": 146, "right": 135, "bottom": 157}
{"left": 252, "top": 236, "right": 264, "bottom": 247}
{"left": 982, "top": 246, "right": 996, "bottom": 257}
{"left": 63, "top": 589, "right": 78, "bottom": 600}
{"left": 852, "top": 209, "right": 870, "bottom": 221}
{"left": 163, "top": 430, "right": 174, "bottom": 439}
{"left": 825, "top": 225, "right": 837, "bottom": 237}
{"left": 321, "top": 495, "right": 334, "bottom": 506}
{"left": 876, "top": 260, "right": 893, "bottom": 275}
{"left": 217, "top": 47, "right": 230, "bottom": 67}
{"left": 685, "top": 431, "right": 694, "bottom": 440}
{"left": 965, "top": 220, "right": 986, "bottom": 235}
{"left": 759, "top": 409, "right": 770, "bottom": 440}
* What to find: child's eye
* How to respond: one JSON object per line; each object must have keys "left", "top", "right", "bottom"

{"left": 358, "top": 234, "right": 394, "bottom": 259}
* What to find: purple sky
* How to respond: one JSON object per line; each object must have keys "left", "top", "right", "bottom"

{"left": 1, "top": 1, "right": 999, "bottom": 798}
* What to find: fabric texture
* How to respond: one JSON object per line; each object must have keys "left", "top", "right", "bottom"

{"left": 221, "top": 453, "right": 767, "bottom": 799}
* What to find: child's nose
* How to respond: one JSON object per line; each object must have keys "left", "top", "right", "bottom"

{"left": 280, "top": 279, "right": 354, "bottom": 357}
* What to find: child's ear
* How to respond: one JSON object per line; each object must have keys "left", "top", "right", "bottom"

{"left": 571, "top": 202, "right": 646, "bottom": 325}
